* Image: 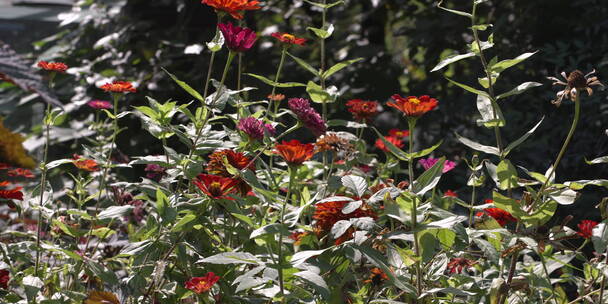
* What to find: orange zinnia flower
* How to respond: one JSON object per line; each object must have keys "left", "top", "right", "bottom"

{"left": 0, "top": 182, "right": 23, "bottom": 201}
{"left": 202, "top": 0, "right": 261, "bottom": 20}
{"left": 185, "top": 272, "right": 220, "bottom": 294}
{"left": 271, "top": 32, "right": 307, "bottom": 46}
{"left": 363, "top": 268, "right": 389, "bottom": 285}
{"left": 274, "top": 140, "right": 315, "bottom": 166}
{"left": 99, "top": 81, "right": 136, "bottom": 93}
{"left": 72, "top": 154, "right": 100, "bottom": 172}
{"left": 193, "top": 174, "right": 239, "bottom": 200}
{"left": 206, "top": 150, "right": 255, "bottom": 195}
{"left": 313, "top": 198, "right": 377, "bottom": 244}
{"left": 374, "top": 136, "right": 404, "bottom": 152}
{"left": 387, "top": 95, "right": 438, "bottom": 117}
{"left": 37, "top": 61, "right": 68, "bottom": 73}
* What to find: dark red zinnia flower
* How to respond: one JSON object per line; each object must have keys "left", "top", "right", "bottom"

{"left": 288, "top": 98, "right": 326, "bottom": 137}
{"left": 577, "top": 220, "right": 599, "bottom": 239}
{"left": 387, "top": 95, "right": 438, "bottom": 117}
{"left": 476, "top": 207, "right": 517, "bottom": 227}
{"left": 0, "top": 182, "right": 23, "bottom": 201}
{"left": 0, "top": 269, "right": 8, "bottom": 289}
{"left": 193, "top": 174, "right": 239, "bottom": 200}
{"left": 202, "top": 0, "right": 260, "bottom": 20}
{"left": 185, "top": 272, "right": 220, "bottom": 294}
{"left": 274, "top": 140, "right": 315, "bottom": 166}
{"left": 374, "top": 136, "right": 404, "bottom": 152}
{"left": 99, "top": 81, "right": 136, "bottom": 93}
{"left": 7, "top": 168, "right": 34, "bottom": 178}
{"left": 218, "top": 22, "right": 257, "bottom": 53}
{"left": 37, "top": 61, "right": 68, "bottom": 73}
{"left": 271, "top": 32, "right": 307, "bottom": 46}
{"left": 388, "top": 129, "right": 410, "bottom": 138}
{"left": 447, "top": 257, "right": 477, "bottom": 274}
{"left": 346, "top": 99, "right": 379, "bottom": 122}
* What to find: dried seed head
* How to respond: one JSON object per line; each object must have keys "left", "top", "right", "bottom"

{"left": 567, "top": 70, "right": 587, "bottom": 89}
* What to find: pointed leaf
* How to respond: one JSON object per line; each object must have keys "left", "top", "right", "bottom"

{"left": 503, "top": 117, "right": 544, "bottom": 157}
{"left": 431, "top": 52, "right": 475, "bottom": 72}
{"left": 456, "top": 133, "right": 500, "bottom": 155}
{"left": 245, "top": 73, "right": 306, "bottom": 88}
{"left": 322, "top": 58, "right": 363, "bottom": 79}
{"left": 496, "top": 82, "right": 543, "bottom": 100}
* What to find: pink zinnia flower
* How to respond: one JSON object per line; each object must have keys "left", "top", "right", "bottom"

{"left": 218, "top": 22, "right": 257, "bottom": 53}
{"left": 418, "top": 157, "right": 456, "bottom": 173}
{"left": 237, "top": 117, "right": 275, "bottom": 140}
{"left": 87, "top": 100, "right": 112, "bottom": 109}
{"left": 288, "top": 98, "right": 326, "bottom": 137}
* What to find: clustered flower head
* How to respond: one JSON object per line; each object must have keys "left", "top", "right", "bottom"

{"left": 447, "top": 257, "right": 477, "bottom": 274}
{"left": 218, "top": 22, "right": 257, "bottom": 53}
{"left": 576, "top": 220, "right": 598, "bottom": 239}
{"left": 387, "top": 95, "right": 438, "bottom": 117}
{"left": 374, "top": 135, "right": 404, "bottom": 152}
{"left": 185, "top": 272, "right": 221, "bottom": 294}
{"left": 476, "top": 206, "right": 517, "bottom": 227}
{"left": 548, "top": 69, "right": 604, "bottom": 106}
{"left": 237, "top": 117, "right": 275, "bottom": 140}
{"left": 418, "top": 157, "right": 457, "bottom": 173}
{"left": 99, "top": 81, "right": 136, "bottom": 93}
{"left": 193, "top": 174, "right": 239, "bottom": 200}
{"left": 346, "top": 99, "right": 379, "bottom": 122}
{"left": 274, "top": 139, "right": 315, "bottom": 166}
{"left": 288, "top": 98, "right": 326, "bottom": 137}
{"left": 37, "top": 61, "right": 68, "bottom": 73}
{"left": 271, "top": 32, "right": 307, "bottom": 46}
{"left": 202, "top": 0, "right": 260, "bottom": 20}
{"left": 87, "top": 100, "right": 112, "bottom": 110}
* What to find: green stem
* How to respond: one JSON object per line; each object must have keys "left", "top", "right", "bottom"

{"left": 210, "top": 51, "right": 236, "bottom": 107}
{"left": 407, "top": 118, "right": 422, "bottom": 297}
{"left": 34, "top": 102, "right": 52, "bottom": 277}
{"left": 278, "top": 166, "right": 297, "bottom": 301}
{"left": 268, "top": 47, "right": 287, "bottom": 121}
{"left": 469, "top": 184, "right": 476, "bottom": 226}
{"left": 539, "top": 252, "right": 559, "bottom": 304}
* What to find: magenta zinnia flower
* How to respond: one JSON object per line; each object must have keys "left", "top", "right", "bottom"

{"left": 87, "top": 100, "right": 112, "bottom": 110}
{"left": 418, "top": 157, "right": 456, "bottom": 173}
{"left": 237, "top": 117, "right": 274, "bottom": 140}
{"left": 288, "top": 98, "right": 326, "bottom": 137}
{"left": 218, "top": 22, "right": 257, "bottom": 53}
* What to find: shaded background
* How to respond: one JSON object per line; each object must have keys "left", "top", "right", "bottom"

{"left": 1, "top": 0, "right": 607, "bottom": 222}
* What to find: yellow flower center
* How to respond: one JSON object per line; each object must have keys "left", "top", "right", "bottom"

{"left": 409, "top": 98, "right": 421, "bottom": 105}
{"left": 282, "top": 34, "right": 295, "bottom": 41}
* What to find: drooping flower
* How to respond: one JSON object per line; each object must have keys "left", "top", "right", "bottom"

{"left": 387, "top": 95, "right": 438, "bottom": 117}
{"left": 447, "top": 258, "right": 477, "bottom": 274}
{"left": 0, "top": 182, "right": 23, "bottom": 201}
{"left": 202, "top": 0, "right": 260, "bottom": 20}
{"left": 288, "top": 98, "right": 326, "bottom": 137}
{"left": 476, "top": 207, "right": 517, "bottom": 227}
{"left": 185, "top": 272, "right": 221, "bottom": 294}
{"left": 268, "top": 94, "right": 285, "bottom": 102}
{"left": 0, "top": 269, "right": 8, "bottom": 289}
{"left": 418, "top": 157, "right": 456, "bottom": 173}
{"left": 0, "top": 120, "right": 35, "bottom": 169}
{"left": 274, "top": 140, "right": 315, "bottom": 166}
{"left": 444, "top": 190, "right": 458, "bottom": 198}
{"left": 363, "top": 268, "right": 389, "bottom": 285}
{"left": 72, "top": 154, "right": 100, "bottom": 172}
{"left": 346, "top": 99, "right": 379, "bottom": 122}
{"left": 374, "top": 136, "right": 404, "bottom": 152}
{"left": 271, "top": 32, "right": 307, "bottom": 46}
{"left": 207, "top": 149, "right": 256, "bottom": 195}
{"left": 144, "top": 164, "right": 166, "bottom": 182}
{"left": 576, "top": 220, "right": 599, "bottom": 239}
{"left": 87, "top": 100, "right": 113, "bottom": 110}
{"left": 99, "top": 81, "right": 136, "bottom": 93}
{"left": 37, "top": 61, "right": 68, "bottom": 73}
{"left": 193, "top": 174, "right": 239, "bottom": 200}
{"left": 313, "top": 198, "right": 377, "bottom": 244}
{"left": 548, "top": 70, "right": 604, "bottom": 106}
{"left": 217, "top": 22, "right": 257, "bottom": 53}
{"left": 237, "top": 117, "right": 275, "bottom": 140}
{"left": 388, "top": 129, "right": 410, "bottom": 138}
{"left": 7, "top": 168, "right": 34, "bottom": 178}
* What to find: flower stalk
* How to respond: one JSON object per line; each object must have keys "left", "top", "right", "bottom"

{"left": 277, "top": 165, "right": 297, "bottom": 301}
{"left": 407, "top": 117, "right": 423, "bottom": 297}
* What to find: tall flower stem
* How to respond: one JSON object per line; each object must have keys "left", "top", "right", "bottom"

{"left": 203, "top": 14, "right": 223, "bottom": 98}
{"left": 320, "top": 0, "right": 328, "bottom": 121}
{"left": 34, "top": 101, "right": 52, "bottom": 277}
{"left": 267, "top": 47, "right": 287, "bottom": 120}
{"left": 407, "top": 118, "right": 422, "bottom": 297}
{"left": 277, "top": 166, "right": 296, "bottom": 302}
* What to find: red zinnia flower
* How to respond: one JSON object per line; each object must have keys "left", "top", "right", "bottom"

{"left": 271, "top": 32, "right": 307, "bottom": 46}
{"left": 388, "top": 129, "right": 410, "bottom": 138}
{"left": 387, "top": 95, "right": 438, "bottom": 117}
{"left": 87, "top": 100, "right": 113, "bottom": 109}
{"left": 374, "top": 136, "right": 404, "bottom": 152}
{"left": 185, "top": 272, "right": 221, "bottom": 294}
{"left": 37, "top": 61, "right": 68, "bottom": 73}
{"left": 0, "top": 182, "right": 23, "bottom": 201}
{"left": 274, "top": 140, "right": 315, "bottom": 166}
{"left": 0, "top": 269, "right": 8, "bottom": 289}
{"left": 346, "top": 99, "right": 379, "bottom": 122}
{"left": 72, "top": 154, "right": 100, "bottom": 172}
{"left": 577, "top": 220, "right": 599, "bottom": 239}
{"left": 443, "top": 190, "right": 458, "bottom": 198}
{"left": 313, "top": 199, "right": 377, "bottom": 244}
{"left": 0, "top": 163, "right": 9, "bottom": 170}
{"left": 447, "top": 257, "right": 477, "bottom": 274}
{"left": 99, "top": 81, "right": 136, "bottom": 93}
{"left": 7, "top": 168, "right": 34, "bottom": 178}
{"left": 363, "top": 267, "right": 389, "bottom": 285}
{"left": 202, "top": 0, "right": 260, "bottom": 20}
{"left": 193, "top": 174, "right": 239, "bottom": 200}
{"left": 218, "top": 22, "right": 257, "bottom": 53}
{"left": 206, "top": 150, "right": 255, "bottom": 195}
{"left": 476, "top": 207, "right": 517, "bottom": 227}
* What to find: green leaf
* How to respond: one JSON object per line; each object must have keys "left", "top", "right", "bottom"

{"left": 502, "top": 117, "right": 544, "bottom": 157}
{"left": 437, "top": 0, "right": 473, "bottom": 18}
{"left": 586, "top": 156, "right": 608, "bottom": 165}
{"left": 321, "top": 58, "right": 363, "bottom": 79}
{"left": 341, "top": 175, "right": 367, "bottom": 197}
{"left": 455, "top": 133, "right": 500, "bottom": 155}
{"left": 431, "top": 52, "right": 475, "bottom": 72}
{"left": 565, "top": 179, "right": 608, "bottom": 190}
{"left": 497, "top": 159, "right": 519, "bottom": 190}
{"left": 156, "top": 188, "right": 176, "bottom": 224}
{"left": 413, "top": 157, "right": 446, "bottom": 196}
{"left": 490, "top": 51, "right": 538, "bottom": 73}
{"left": 303, "top": 0, "right": 344, "bottom": 9}
{"left": 471, "top": 24, "right": 493, "bottom": 31}
{"left": 446, "top": 77, "right": 490, "bottom": 98}
{"left": 294, "top": 271, "right": 330, "bottom": 299}
{"left": 199, "top": 252, "right": 261, "bottom": 265}
{"left": 245, "top": 73, "right": 306, "bottom": 88}
{"left": 52, "top": 219, "right": 79, "bottom": 237}
{"left": 407, "top": 140, "right": 444, "bottom": 159}
{"left": 372, "top": 127, "right": 409, "bottom": 161}
{"left": 477, "top": 72, "right": 499, "bottom": 89}
{"left": 476, "top": 95, "right": 505, "bottom": 128}
{"left": 493, "top": 191, "right": 556, "bottom": 226}
{"left": 98, "top": 205, "right": 134, "bottom": 220}
{"left": 496, "top": 82, "right": 543, "bottom": 100}
{"left": 287, "top": 52, "right": 320, "bottom": 77}
{"left": 306, "top": 81, "right": 331, "bottom": 103}
{"left": 307, "top": 24, "right": 335, "bottom": 39}
{"left": 163, "top": 68, "right": 205, "bottom": 103}
{"left": 417, "top": 230, "right": 438, "bottom": 262}
{"left": 206, "top": 30, "right": 224, "bottom": 52}
{"left": 172, "top": 213, "right": 197, "bottom": 232}
{"left": 250, "top": 223, "right": 289, "bottom": 239}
